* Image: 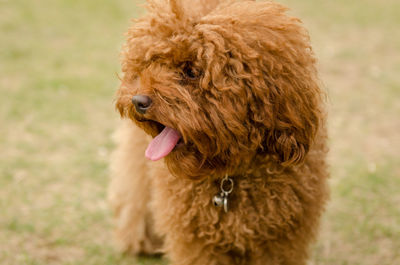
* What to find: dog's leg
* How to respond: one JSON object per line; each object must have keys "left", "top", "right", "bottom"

{"left": 108, "top": 120, "right": 163, "bottom": 255}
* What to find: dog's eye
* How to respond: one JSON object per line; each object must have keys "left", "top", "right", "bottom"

{"left": 182, "top": 62, "right": 198, "bottom": 80}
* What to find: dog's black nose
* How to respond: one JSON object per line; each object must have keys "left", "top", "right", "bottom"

{"left": 132, "top": 95, "right": 152, "bottom": 114}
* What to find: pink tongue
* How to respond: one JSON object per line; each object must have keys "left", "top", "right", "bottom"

{"left": 145, "top": 126, "right": 181, "bottom": 161}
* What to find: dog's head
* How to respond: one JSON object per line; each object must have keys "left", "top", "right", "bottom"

{"left": 116, "top": 0, "right": 323, "bottom": 179}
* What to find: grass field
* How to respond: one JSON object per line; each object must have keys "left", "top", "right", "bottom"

{"left": 1, "top": 0, "right": 399, "bottom": 264}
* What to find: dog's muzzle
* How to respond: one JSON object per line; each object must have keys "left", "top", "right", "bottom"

{"left": 132, "top": 95, "right": 152, "bottom": 114}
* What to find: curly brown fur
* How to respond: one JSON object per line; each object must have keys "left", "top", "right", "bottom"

{"left": 109, "top": 0, "right": 329, "bottom": 264}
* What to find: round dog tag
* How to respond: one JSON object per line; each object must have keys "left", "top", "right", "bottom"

{"left": 213, "top": 193, "right": 224, "bottom": 207}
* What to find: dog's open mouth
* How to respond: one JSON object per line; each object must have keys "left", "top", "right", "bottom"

{"left": 137, "top": 119, "right": 182, "bottom": 161}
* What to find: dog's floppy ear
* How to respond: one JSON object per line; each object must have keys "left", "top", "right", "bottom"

{"left": 265, "top": 123, "right": 316, "bottom": 167}
{"left": 261, "top": 83, "right": 322, "bottom": 167}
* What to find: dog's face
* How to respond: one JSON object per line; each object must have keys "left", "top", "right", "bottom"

{"left": 116, "top": 0, "right": 323, "bottom": 179}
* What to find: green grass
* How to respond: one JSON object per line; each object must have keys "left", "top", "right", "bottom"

{"left": 1, "top": 0, "right": 399, "bottom": 264}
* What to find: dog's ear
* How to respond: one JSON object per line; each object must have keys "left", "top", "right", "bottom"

{"left": 198, "top": 0, "right": 323, "bottom": 167}
{"left": 260, "top": 83, "right": 322, "bottom": 167}
{"left": 265, "top": 124, "right": 316, "bottom": 167}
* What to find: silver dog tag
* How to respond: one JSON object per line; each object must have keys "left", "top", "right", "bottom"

{"left": 213, "top": 193, "right": 224, "bottom": 207}
{"left": 223, "top": 195, "right": 228, "bottom": 213}
{"left": 212, "top": 175, "right": 234, "bottom": 213}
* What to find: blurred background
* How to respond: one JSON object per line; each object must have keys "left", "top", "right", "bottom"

{"left": 1, "top": 0, "right": 399, "bottom": 264}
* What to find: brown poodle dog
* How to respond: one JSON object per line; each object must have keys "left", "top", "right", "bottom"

{"left": 109, "top": 0, "right": 329, "bottom": 264}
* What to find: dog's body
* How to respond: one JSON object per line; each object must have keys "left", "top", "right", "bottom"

{"left": 109, "top": 1, "right": 329, "bottom": 264}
